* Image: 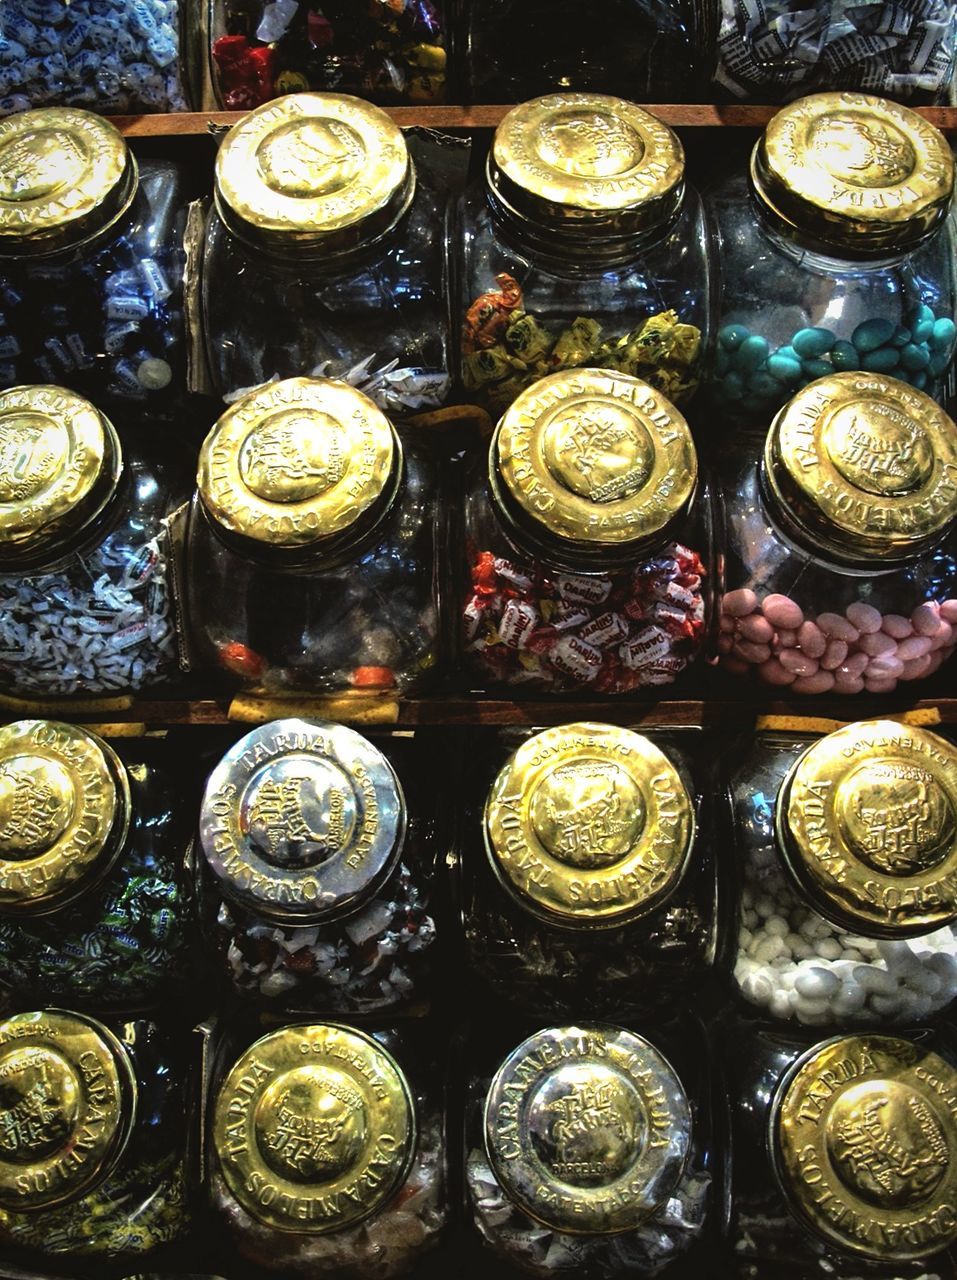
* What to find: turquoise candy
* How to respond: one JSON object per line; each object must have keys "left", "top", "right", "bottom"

{"left": 909, "top": 304, "right": 935, "bottom": 344}
{"left": 721, "top": 370, "right": 746, "bottom": 399}
{"left": 852, "top": 318, "right": 896, "bottom": 352}
{"left": 733, "top": 334, "right": 770, "bottom": 371}
{"left": 792, "top": 327, "right": 836, "bottom": 358}
{"left": 891, "top": 326, "right": 911, "bottom": 347}
{"left": 900, "top": 343, "right": 930, "bottom": 371}
{"left": 801, "top": 358, "right": 832, "bottom": 379}
{"left": 860, "top": 347, "right": 900, "bottom": 372}
{"left": 750, "top": 371, "right": 782, "bottom": 397}
{"left": 930, "top": 317, "right": 956, "bottom": 351}
{"left": 928, "top": 350, "right": 951, "bottom": 377}
{"left": 913, "top": 371, "right": 929, "bottom": 390}
{"left": 830, "top": 340, "right": 859, "bottom": 371}
{"left": 766, "top": 352, "right": 802, "bottom": 382}
{"left": 715, "top": 347, "right": 731, "bottom": 375}
{"left": 719, "top": 323, "right": 750, "bottom": 350}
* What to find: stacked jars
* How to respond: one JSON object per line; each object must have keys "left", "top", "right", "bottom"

{"left": 458, "top": 368, "right": 711, "bottom": 694}
{"left": 705, "top": 93, "right": 957, "bottom": 422}
{"left": 455, "top": 93, "right": 711, "bottom": 416}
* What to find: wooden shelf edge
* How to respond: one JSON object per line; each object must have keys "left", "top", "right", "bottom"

{"left": 111, "top": 105, "right": 957, "bottom": 137}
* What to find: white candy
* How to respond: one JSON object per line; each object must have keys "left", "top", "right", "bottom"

{"left": 794, "top": 967, "right": 840, "bottom": 999}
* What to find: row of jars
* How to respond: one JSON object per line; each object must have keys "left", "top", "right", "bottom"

{"left": 2, "top": 89, "right": 957, "bottom": 435}
{"left": 1, "top": 361, "right": 955, "bottom": 701}
{"left": 3, "top": 713, "right": 957, "bottom": 1031}
{"left": 6, "top": 1004, "right": 957, "bottom": 1279}
{"left": 2, "top": 0, "right": 957, "bottom": 115}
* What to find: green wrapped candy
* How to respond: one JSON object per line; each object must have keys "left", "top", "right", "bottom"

{"left": 551, "top": 316, "right": 602, "bottom": 367}
{"left": 505, "top": 312, "right": 552, "bottom": 362}
{"left": 463, "top": 346, "right": 511, "bottom": 390}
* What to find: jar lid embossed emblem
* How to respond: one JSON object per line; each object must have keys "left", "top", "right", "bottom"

{"left": 772, "top": 1034, "right": 957, "bottom": 1260}
{"left": 0, "top": 1009, "right": 136, "bottom": 1211}
{"left": 752, "top": 93, "right": 954, "bottom": 255}
{"left": 776, "top": 719, "right": 957, "bottom": 936}
{"left": 197, "top": 377, "right": 399, "bottom": 554}
{"left": 213, "top": 1023, "right": 415, "bottom": 1234}
{"left": 485, "top": 723, "right": 694, "bottom": 928}
{"left": 0, "top": 720, "right": 130, "bottom": 915}
{"left": 764, "top": 372, "right": 957, "bottom": 564}
{"left": 0, "top": 108, "right": 137, "bottom": 258}
{"left": 484, "top": 1025, "right": 691, "bottom": 1234}
{"left": 200, "top": 719, "right": 406, "bottom": 924}
{"left": 489, "top": 94, "right": 685, "bottom": 240}
{"left": 491, "top": 369, "right": 697, "bottom": 566}
{"left": 215, "top": 93, "right": 414, "bottom": 258}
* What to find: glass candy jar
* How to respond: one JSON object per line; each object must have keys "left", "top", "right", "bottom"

{"left": 196, "top": 719, "right": 438, "bottom": 1013}
{"left": 209, "top": 0, "right": 447, "bottom": 108}
{"left": 728, "top": 721, "right": 957, "bottom": 1030}
{"left": 0, "top": 1008, "right": 189, "bottom": 1265}
{"left": 457, "top": 723, "right": 718, "bottom": 1017}
{"left": 705, "top": 93, "right": 957, "bottom": 422}
{"left": 0, "top": 108, "right": 187, "bottom": 406}
{"left": 724, "top": 1022, "right": 957, "bottom": 1277}
{"left": 202, "top": 93, "right": 450, "bottom": 412}
{"left": 459, "top": 368, "right": 710, "bottom": 694}
{"left": 462, "top": 0, "right": 700, "bottom": 103}
{"left": 0, "top": 720, "right": 192, "bottom": 1012}
{"left": 187, "top": 377, "right": 439, "bottom": 694}
{"left": 0, "top": 0, "right": 193, "bottom": 116}
{"left": 716, "top": 372, "right": 957, "bottom": 693}
{"left": 712, "top": 0, "right": 957, "bottom": 105}
{"left": 206, "top": 1019, "right": 446, "bottom": 1277}
{"left": 466, "top": 1021, "right": 714, "bottom": 1277}
{"left": 0, "top": 385, "right": 188, "bottom": 698}
{"left": 455, "top": 94, "right": 711, "bottom": 417}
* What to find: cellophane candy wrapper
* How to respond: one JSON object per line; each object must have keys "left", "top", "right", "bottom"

{"left": 714, "top": 0, "right": 957, "bottom": 103}
{"left": 0, "top": 0, "right": 189, "bottom": 115}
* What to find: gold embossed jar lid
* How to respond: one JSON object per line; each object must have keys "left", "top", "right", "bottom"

{"left": 485, "top": 723, "right": 694, "bottom": 929}
{"left": 197, "top": 377, "right": 399, "bottom": 557}
{"left": 488, "top": 94, "right": 685, "bottom": 240}
{"left": 214, "top": 93, "right": 414, "bottom": 258}
{"left": 0, "top": 385, "right": 123, "bottom": 567}
{"left": 764, "top": 372, "right": 957, "bottom": 565}
{"left": 485, "top": 1024, "right": 691, "bottom": 1235}
{"left": 776, "top": 720, "right": 957, "bottom": 937}
{"left": 771, "top": 1033, "right": 957, "bottom": 1260}
{"left": 491, "top": 369, "right": 697, "bottom": 567}
{"left": 0, "top": 721, "right": 130, "bottom": 916}
{"left": 0, "top": 108, "right": 136, "bottom": 259}
{"left": 200, "top": 719, "right": 406, "bottom": 924}
{"left": 0, "top": 1009, "right": 136, "bottom": 1211}
{"left": 213, "top": 1022, "right": 415, "bottom": 1234}
{"left": 752, "top": 93, "right": 954, "bottom": 255}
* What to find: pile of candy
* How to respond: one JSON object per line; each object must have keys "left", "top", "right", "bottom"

{"left": 212, "top": 0, "right": 446, "bottom": 109}
{"left": 219, "top": 862, "right": 435, "bottom": 1012}
{"left": 719, "top": 592, "right": 957, "bottom": 693}
{"left": 0, "top": 531, "right": 178, "bottom": 697}
{"left": 0, "top": 166, "right": 185, "bottom": 405}
{"left": 712, "top": 310, "right": 957, "bottom": 415}
{"left": 464, "top": 544, "right": 706, "bottom": 693}
{"left": 462, "top": 274, "right": 702, "bottom": 413}
{"left": 0, "top": 0, "right": 188, "bottom": 115}
{"left": 714, "top": 0, "right": 957, "bottom": 103}
{"left": 467, "top": 1143, "right": 710, "bottom": 1277}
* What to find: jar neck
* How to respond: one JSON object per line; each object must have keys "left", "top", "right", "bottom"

{"left": 0, "top": 463, "right": 131, "bottom": 577}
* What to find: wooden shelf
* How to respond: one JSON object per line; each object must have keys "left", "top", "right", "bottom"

{"left": 110, "top": 104, "right": 957, "bottom": 137}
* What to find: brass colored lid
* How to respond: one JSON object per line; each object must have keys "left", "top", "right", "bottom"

{"left": 752, "top": 93, "right": 954, "bottom": 255}
{"left": 765, "top": 373, "right": 957, "bottom": 564}
{"left": 485, "top": 723, "right": 694, "bottom": 928}
{"left": 772, "top": 1034, "right": 957, "bottom": 1261}
{"left": 214, "top": 93, "right": 414, "bottom": 258}
{"left": 199, "top": 719, "right": 406, "bottom": 925}
{"left": 491, "top": 370, "right": 697, "bottom": 564}
{"left": 213, "top": 1023, "right": 415, "bottom": 1234}
{"left": 488, "top": 94, "right": 685, "bottom": 239}
{"left": 484, "top": 1025, "right": 691, "bottom": 1235}
{"left": 0, "top": 721, "right": 130, "bottom": 916}
{"left": 776, "top": 720, "right": 957, "bottom": 937}
{"left": 197, "top": 378, "right": 399, "bottom": 552}
{"left": 0, "top": 108, "right": 136, "bottom": 258}
{"left": 0, "top": 385, "right": 123, "bottom": 566}
{"left": 0, "top": 1009, "right": 136, "bottom": 1211}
